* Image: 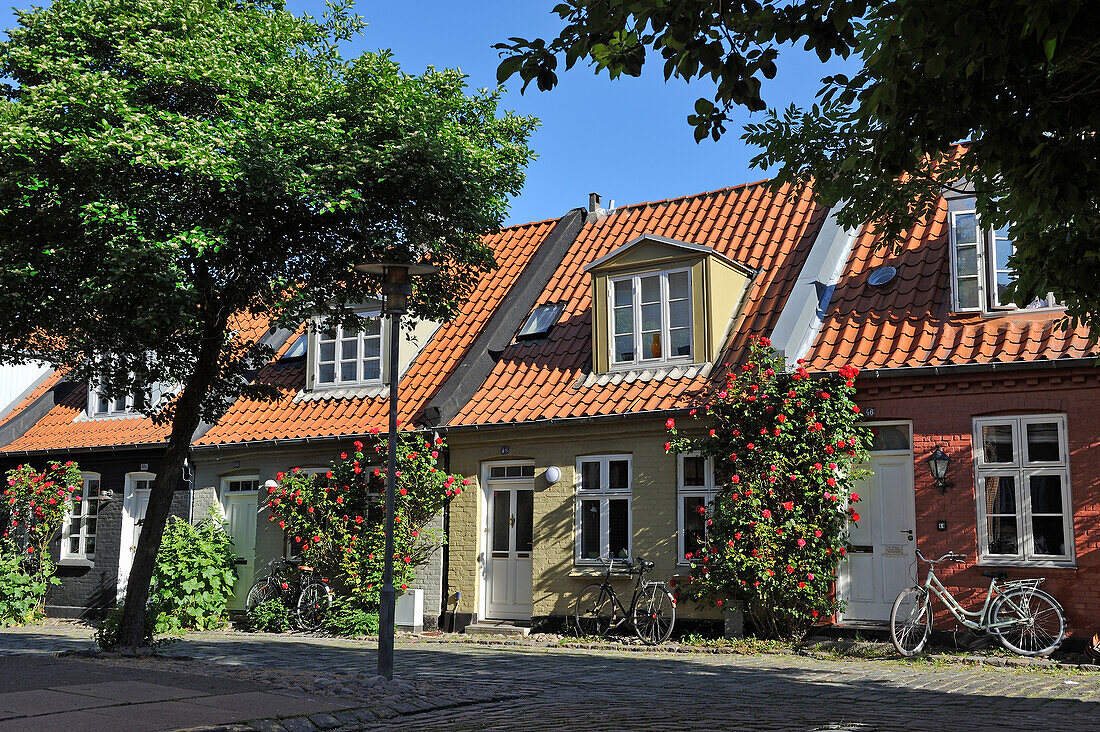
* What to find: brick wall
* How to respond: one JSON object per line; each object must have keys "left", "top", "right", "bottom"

{"left": 858, "top": 366, "right": 1100, "bottom": 637}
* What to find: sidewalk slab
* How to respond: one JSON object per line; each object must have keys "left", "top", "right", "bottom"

{"left": 51, "top": 680, "right": 209, "bottom": 703}
{"left": 0, "top": 688, "right": 116, "bottom": 715}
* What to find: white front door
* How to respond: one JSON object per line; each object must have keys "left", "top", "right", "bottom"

{"left": 839, "top": 424, "right": 916, "bottom": 622}
{"left": 483, "top": 464, "right": 534, "bottom": 620}
{"left": 223, "top": 489, "right": 258, "bottom": 610}
{"left": 117, "top": 473, "right": 154, "bottom": 601}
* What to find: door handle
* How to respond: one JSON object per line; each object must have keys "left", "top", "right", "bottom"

{"left": 900, "top": 529, "right": 914, "bottom": 541}
{"left": 509, "top": 514, "right": 515, "bottom": 527}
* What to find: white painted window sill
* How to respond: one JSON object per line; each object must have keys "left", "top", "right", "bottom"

{"left": 977, "top": 560, "right": 1076, "bottom": 571}
{"left": 57, "top": 558, "right": 94, "bottom": 568}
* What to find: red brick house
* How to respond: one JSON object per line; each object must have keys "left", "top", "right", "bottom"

{"left": 798, "top": 193, "right": 1099, "bottom": 637}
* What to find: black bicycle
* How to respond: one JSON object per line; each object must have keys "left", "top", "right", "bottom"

{"left": 245, "top": 557, "right": 333, "bottom": 631}
{"left": 573, "top": 556, "right": 676, "bottom": 644}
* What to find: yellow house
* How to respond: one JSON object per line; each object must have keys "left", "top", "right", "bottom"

{"left": 431, "top": 183, "right": 836, "bottom": 632}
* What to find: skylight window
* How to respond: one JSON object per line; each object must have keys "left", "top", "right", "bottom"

{"left": 516, "top": 303, "right": 565, "bottom": 340}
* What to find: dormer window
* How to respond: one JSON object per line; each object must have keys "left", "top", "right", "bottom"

{"left": 610, "top": 269, "right": 692, "bottom": 366}
{"left": 949, "top": 204, "right": 1057, "bottom": 312}
{"left": 88, "top": 380, "right": 145, "bottom": 416}
{"left": 310, "top": 315, "right": 384, "bottom": 389}
{"left": 584, "top": 233, "right": 753, "bottom": 374}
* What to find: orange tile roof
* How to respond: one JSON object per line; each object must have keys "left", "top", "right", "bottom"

{"left": 450, "top": 181, "right": 828, "bottom": 426}
{"left": 0, "top": 311, "right": 275, "bottom": 453}
{"left": 804, "top": 198, "right": 1097, "bottom": 372}
{"left": 193, "top": 218, "right": 561, "bottom": 445}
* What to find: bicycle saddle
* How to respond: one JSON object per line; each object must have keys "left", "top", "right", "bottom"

{"left": 980, "top": 569, "right": 1008, "bottom": 580}
{"left": 638, "top": 559, "right": 655, "bottom": 570}
{"left": 298, "top": 565, "right": 314, "bottom": 572}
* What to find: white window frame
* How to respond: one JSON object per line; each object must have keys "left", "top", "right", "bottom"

{"left": 311, "top": 316, "right": 385, "bottom": 389}
{"left": 60, "top": 472, "right": 103, "bottom": 561}
{"left": 607, "top": 268, "right": 693, "bottom": 370}
{"left": 88, "top": 384, "right": 134, "bottom": 416}
{"left": 574, "top": 455, "right": 633, "bottom": 565}
{"left": 222, "top": 475, "right": 260, "bottom": 494}
{"left": 949, "top": 207, "right": 1059, "bottom": 314}
{"left": 677, "top": 453, "right": 718, "bottom": 565}
{"left": 973, "top": 414, "right": 1074, "bottom": 567}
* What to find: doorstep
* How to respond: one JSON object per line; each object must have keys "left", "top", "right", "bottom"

{"left": 463, "top": 620, "right": 532, "bottom": 637}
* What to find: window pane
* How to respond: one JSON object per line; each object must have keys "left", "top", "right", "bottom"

{"left": 643, "top": 332, "right": 662, "bottom": 359}
{"left": 987, "top": 517, "right": 1018, "bottom": 555}
{"left": 994, "top": 235, "right": 1013, "bottom": 271}
{"left": 340, "top": 362, "right": 357, "bottom": 381}
{"left": 113, "top": 397, "right": 127, "bottom": 412}
{"left": 669, "top": 300, "right": 691, "bottom": 329}
{"left": 641, "top": 303, "right": 661, "bottom": 333}
{"left": 640, "top": 275, "right": 660, "bottom": 304}
{"left": 608, "top": 460, "right": 629, "bottom": 491}
{"left": 85, "top": 536, "right": 95, "bottom": 555}
{"left": 363, "top": 361, "right": 380, "bottom": 381}
{"left": 614, "top": 335, "right": 635, "bottom": 363}
{"left": 69, "top": 537, "right": 80, "bottom": 554}
{"left": 1031, "top": 516, "right": 1066, "bottom": 556}
{"left": 682, "top": 456, "right": 706, "bottom": 486}
{"left": 363, "top": 338, "right": 380, "bottom": 360}
{"left": 956, "top": 245, "right": 978, "bottom": 276}
{"left": 954, "top": 213, "right": 977, "bottom": 245}
{"left": 1025, "top": 423, "right": 1060, "bottom": 462}
{"left": 515, "top": 490, "right": 533, "bottom": 553}
{"left": 613, "top": 307, "right": 634, "bottom": 335}
{"left": 580, "top": 499, "right": 601, "bottom": 559}
{"left": 995, "top": 272, "right": 1013, "bottom": 305}
{"left": 492, "top": 491, "right": 510, "bottom": 553}
{"left": 521, "top": 466, "right": 535, "bottom": 477}
{"left": 670, "top": 328, "right": 691, "bottom": 357}
{"left": 668, "top": 271, "right": 690, "bottom": 300}
{"left": 957, "top": 277, "right": 979, "bottom": 309}
{"left": 86, "top": 500, "right": 99, "bottom": 518}
{"left": 319, "top": 341, "right": 335, "bottom": 362}
{"left": 613, "top": 280, "right": 632, "bottom": 307}
{"left": 341, "top": 339, "right": 357, "bottom": 360}
{"left": 981, "top": 424, "right": 1014, "bottom": 463}
{"left": 1029, "top": 474, "right": 1063, "bottom": 513}
{"left": 869, "top": 425, "right": 910, "bottom": 452}
{"left": 683, "top": 496, "right": 706, "bottom": 558}
{"left": 318, "top": 364, "right": 335, "bottom": 383}
{"left": 580, "top": 461, "right": 600, "bottom": 492}
{"left": 85, "top": 518, "right": 96, "bottom": 537}
{"left": 985, "top": 475, "right": 1016, "bottom": 513}
{"left": 505, "top": 465, "right": 521, "bottom": 477}
{"left": 608, "top": 499, "right": 629, "bottom": 558}
{"left": 363, "top": 318, "right": 381, "bottom": 336}
{"left": 489, "top": 466, "right": 505, "bottom": 479}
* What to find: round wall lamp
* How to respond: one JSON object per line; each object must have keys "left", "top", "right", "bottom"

{"left": 544, "top": 466, "right": 562, "bottom": 484}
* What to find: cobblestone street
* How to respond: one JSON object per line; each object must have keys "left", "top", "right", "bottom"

{"left": 1, "top": 626, "right": 1098, "bottom": 731}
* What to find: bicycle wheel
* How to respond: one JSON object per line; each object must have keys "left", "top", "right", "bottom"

{"left": 890, "top": 586, "right": 932, "bottom": 657}
{"left": 296, "top": 581, "right": 332, "bottom": 632}
{"left": 633, "top": 584, "right": 675, "bottom": 645}
{"left": 245, "top": 578, "right": 277, "bottom": 612}
{"left": 990, "top": 587, "right": 1065, "bottom": 656}
{"left": 573, "top": 583, "right": 613, "bottom": 638}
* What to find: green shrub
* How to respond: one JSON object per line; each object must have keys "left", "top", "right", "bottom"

{"left": 245, "top": 597, "right": 292, "bottom": 633}
{"left": 95, "top": 603, "right": 161, "bottom": 651}
{"left": 0, "top": 555, "right": 53, "bottom": 626}
{"left": 150, "top": 512, "right": 237, "bottom": 634}
{"left": 323, "top": 598, "right": 379, "bottom": 637}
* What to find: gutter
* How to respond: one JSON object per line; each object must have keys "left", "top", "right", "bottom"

{"left": 829, "top": 357, "right": 1099, "bottom": 382}
{"left": 189, "top": 429, "right": 435, "bottom": 454}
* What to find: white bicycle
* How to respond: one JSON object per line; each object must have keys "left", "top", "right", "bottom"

{"left": 890, "top": 550, "right": 1065, "bottom": 657}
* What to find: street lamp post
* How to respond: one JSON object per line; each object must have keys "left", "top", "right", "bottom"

{"left": 354, "top": 261, "right": 437, "bottom": 680}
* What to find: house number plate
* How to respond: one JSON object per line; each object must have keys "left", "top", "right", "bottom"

{"left": 884, "top": 545, "right": 904, "bottom": 556}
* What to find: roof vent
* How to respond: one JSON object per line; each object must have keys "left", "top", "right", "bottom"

{"left": 868, "top": 266, "right": 897, "bottom": 287}
{"left": 586, "top": 192, "right": 612, "bottom": 224}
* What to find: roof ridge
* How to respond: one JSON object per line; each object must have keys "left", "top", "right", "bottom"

{"left": 597, "top": 179, "right": 776, "bottom": 218}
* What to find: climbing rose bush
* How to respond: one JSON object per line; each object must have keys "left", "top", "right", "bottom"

{"left": 266, "top": 431, "right": 465, "bottom": 608}
{"left": 666, "top": 336, "right": 869, "bottom": 639}
{"left": 0, "top": 461, "right": 82, "bottom": 621}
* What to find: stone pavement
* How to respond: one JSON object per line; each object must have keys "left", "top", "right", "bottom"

{"left": 2, "top": 625, "right": 1099, "bottom": 731}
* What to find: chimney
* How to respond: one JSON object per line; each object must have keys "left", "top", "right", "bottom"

{"left": 586, "top": 192, "right": 610, "bottom": 224}
{"left": 588, "top": 192, "right": 601, "bottom": 213}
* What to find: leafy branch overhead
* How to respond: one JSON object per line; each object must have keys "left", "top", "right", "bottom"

{"left": 501, "top": 1, "right": 1100, "bottom": 334}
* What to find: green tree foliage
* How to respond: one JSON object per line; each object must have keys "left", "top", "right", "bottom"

{"left": 0, "top": 0, "right": 535, "bottom": 646}
{"left": 666, "top": 337, "right": 868, "bottom": 639}
{"left": 266, "top": 432, "right": 463, "bottom": 608}
{"left": 501, "top": 1, "right": 1100, "bottom": 330}
{"left": 150, "top": 513, "right": 237, "bottom": 634}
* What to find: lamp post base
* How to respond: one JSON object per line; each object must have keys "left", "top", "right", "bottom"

{"left": 378, "top": 584, "right": 395, "bottom": 679}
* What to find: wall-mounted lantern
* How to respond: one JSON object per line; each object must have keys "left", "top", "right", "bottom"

{"left": 544, "top": 466, "right": 562, "bottom": 484}
{"left": 927, "top": 446, "right": 954, "bottom": 494}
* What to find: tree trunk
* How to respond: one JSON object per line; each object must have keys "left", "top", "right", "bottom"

{"left": 117, "top": 316, "right": 227, "bottom": 649}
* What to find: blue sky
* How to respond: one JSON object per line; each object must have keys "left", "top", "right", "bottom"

{"left": 1, "top": 1, "right": 851, "bottom": 227}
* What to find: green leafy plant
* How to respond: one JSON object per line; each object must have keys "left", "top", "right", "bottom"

{"left": 267, "top": 433, "right": 463, "bottom": 608}
{"left": 245, "top": 598, "right": 292, "bottom": 634}
{"left": 95, "top": 603, "right": 162, "bottom": 651}
{"left": 323, "top": 598, "right": 379, "bottom": 637}
{"left": 0, "top": 555, "right": 51, "bottom": 626}
{"left": 667, "top": 336, "right": 869, "bottom": 640}
{"left": 149, "top": 513, "right": 237, "bottom": 634}
{"left": 0, "top": 461, "right": 83, "bottom": 621}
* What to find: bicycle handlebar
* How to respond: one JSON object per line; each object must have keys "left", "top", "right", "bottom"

{"left": 916, "top": 550, "right": 967, "bottom": 564}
